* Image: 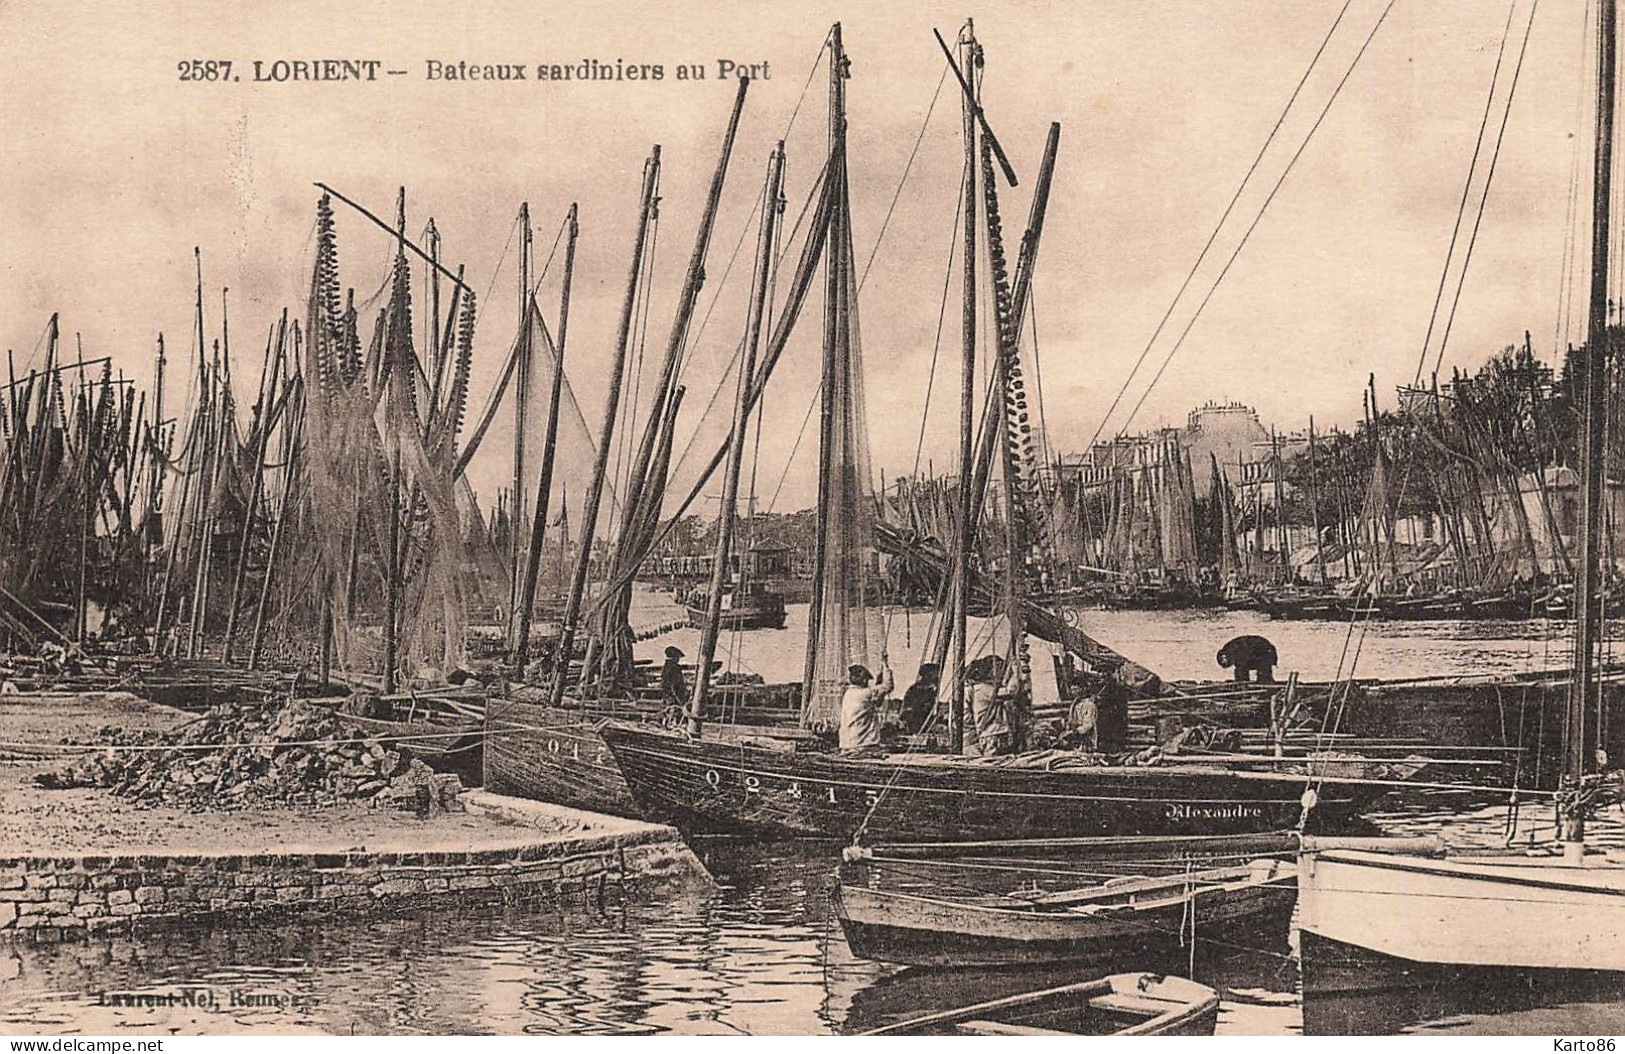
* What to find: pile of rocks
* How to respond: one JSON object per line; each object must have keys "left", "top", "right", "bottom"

{"left": 36, "top": 697, "right": 464, "bottom": 812}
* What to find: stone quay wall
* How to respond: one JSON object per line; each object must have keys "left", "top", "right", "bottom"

{"left": 0, "top": 827, "right": 705, "bottom": 943}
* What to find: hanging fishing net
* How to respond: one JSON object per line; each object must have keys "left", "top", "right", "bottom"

{"left": 803, "top": 174, "right": 880, "bottom": 729}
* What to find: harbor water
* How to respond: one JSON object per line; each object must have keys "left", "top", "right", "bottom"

{"left": 2, "top": 603, "right": 1624, "bottom": 1035}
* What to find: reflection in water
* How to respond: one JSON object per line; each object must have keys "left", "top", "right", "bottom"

{"left": 2, "top": 610, "right": 1624, "bottom": 1034}
{"left": 1302, "top": 970, "right": 1625, "bottom": 1036}
{"left": 8, "top": 833, "right": 1617, "bottom": 1035}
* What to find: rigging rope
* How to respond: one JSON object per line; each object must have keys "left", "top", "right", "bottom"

{"left": 1412, "top": 1, "right": 1519, "bottom": 388}
{"left": 1430, "top": 0, "right": 1541, "bottom": 379}
{"left": 1083, "top": 0, "right": 1353, "bottom": 452}
{"left": 858, "top": 62, "right": 952, "bottom": 292}
{"left": 1114, "top": 0, "right": 1399, "bottom": 441}
{"left": 1327, "top": 0, "right": 1543, "bottom": 772}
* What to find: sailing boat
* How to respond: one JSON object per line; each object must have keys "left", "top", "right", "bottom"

{"left": 1296, "top": 0, "right": 1625, "bottom": 990}
{"left": 601, "top": 20, "right": 1429, "bottom": 843}
{"left": 482, "top": 87, "right": 815, "bottom": 817}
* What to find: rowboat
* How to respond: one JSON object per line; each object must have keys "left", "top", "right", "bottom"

{"left": 859, "top": 972, "right": 1220, "bottom": 1036}
{"left": 836, "top": 853, "right": 1295, "bottom": 967}
{"left": 681, "top": 582, "right": 787, "bottom": 631}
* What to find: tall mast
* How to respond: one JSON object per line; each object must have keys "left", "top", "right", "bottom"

{"left": 223, "top": 313, "right": 284, "bottom": 662}
{"left": 426, "top": 218, "right": 445, "bottom": 418}
{"left": 1272, "top": 427, "right": 1288, "bottom": 581}
{"left": 187, "top": 341, "right": 220, "bottom": 659}
{"left": 382, "top": 187, "right": 409, "bottom": 695}
{"left": 948, "top": 19, "right": 980, "bottom": 754}
{"left": 694, "top": 144, "right": 786, "bottom": 733}
{"left": 248, "top": 377, "right": 303, "bottom": 671}
{"left": 514, "top": 203, "right": 578, "bottom": 677}
{"left": 598, "top": 77, "right": 749, "bottom": 685}
{"left": 511, "top": 202, "right": 533, "bottom": 635}
{"left": 804, "top": 27, "right": 845, "bottom": 715}
{"left": 551, "top": 149, "right": 662, "bottom": 707}
{"left": 74, "top": 335, "right": 89, "bottom": 644}
{"left": 1566, "top": 0, "right": 1615, "bottom": 852}
{"left": 148, "top": 334, "right": 166, "bottom": 550}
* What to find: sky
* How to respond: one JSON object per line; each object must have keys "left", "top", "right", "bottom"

{"left": 0, "top": 0, "right": 1599, "bottom": 517}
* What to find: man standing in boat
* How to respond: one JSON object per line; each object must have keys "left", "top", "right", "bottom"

{"left": 899, "top": 662, "right": 940, "bottom": 736}
{"left": 1094, "top": 656, "right": 1130, "bottom": 754}
{"left": 839, "top": 655, "right": 894, "bottom": 751}
{"left": 965, "top": 655, "right": 1022, "bottom": 756}
{"left": 660, "top": 646, "right": 687, "bottom": 726}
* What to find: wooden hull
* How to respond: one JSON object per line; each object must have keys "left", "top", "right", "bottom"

{"left": 599, "top": 721, "right": 1413, "bottom": 841}
{"left": 1099, "top": 589, "right": 1225, "bottom": 612}
{"left": 1246, "top": 588, "right": 1565, "bottom": 622}
{"left": 484, "top": 699, "right": 642, "bottom": 817}
{"left": 483, "top": 697, "right": 817, "bottom": 819}
{"left": 1297, "top": 848, "right": 1625, "bottom": 988}
{"left": 835, "top": 861, "right": 1296, "bottom": 967}
{"left": 682, "top": 602, "right": 787, "bottom": 631}
{"left": 858, "top": 972, "right": 1219, "bottom": 1036}
{"left": 1299, "top": 939, "right": 1625, "bottom": 1034}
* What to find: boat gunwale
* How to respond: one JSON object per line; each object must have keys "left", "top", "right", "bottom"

{"left": 858, "top": 972, "right": 1217, "bottom": 1036}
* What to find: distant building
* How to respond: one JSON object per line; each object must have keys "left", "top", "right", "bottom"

{"left": 1183, "top": 402, "right": 1274, "bottom": 498}
{"left": 1059, "top": 401, "right": 1289, "bottom": 499}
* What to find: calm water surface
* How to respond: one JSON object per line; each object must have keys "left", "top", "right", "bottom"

{"left": 2, "top": 607, "right": 1624, "bottom": 1036}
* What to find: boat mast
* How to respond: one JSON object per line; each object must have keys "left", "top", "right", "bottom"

{"left": 596, "top": 78, "right": 749, "bottom": 687}
{"left": 694, "top": 144, "right": 786, "bottom": 734}
{"left": 1566, "top": 0, "right": 1615, "bottom": 853}
{"left": 1272, "top": 427, "right": 1288, "bottom": 582}
{"left": 1308, "top": 417, "right": 1327, "bottom": 586}
{"left": 148, "top": 333, "right": 166, "bottom": 552}
{"left": 223, "top": 313, "right": 284, "bottom": 662}
{"left": 382, "top": 188, "right": 409, "bottom": 695}
{"left": 550, "top": 149, "right": 662, "bottom": 708}
{"left": 514, "top": 204, "right": 578, "bottom": 677}
{"left": 804, "top": 27, "right": 846, "bottom": 715}
{"left": 248, "top": 376, "right": 303, "bottom": 671}
{"left": 948, "top": 19, "right": 980, "bottom": 754}
{"left": 511, "top": 202, "right": 532, "bottom": 637}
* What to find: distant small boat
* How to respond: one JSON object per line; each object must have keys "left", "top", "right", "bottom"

{"left": 859, "top": 972, "right": 1220, "bottom": 1036}
{"left": 836, "top": 853, "right": 1296, "bottom": 967}
{"left": 682, "top": 582, "right": 787, "bottom": 631}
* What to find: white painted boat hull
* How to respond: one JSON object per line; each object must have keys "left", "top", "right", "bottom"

{"left": 1298, "top": 849, "right": 1625, "bottom": 975}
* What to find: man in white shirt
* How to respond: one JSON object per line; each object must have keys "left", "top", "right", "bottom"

{"left": 839, "top": 656, "right": 894, "bottom": 751}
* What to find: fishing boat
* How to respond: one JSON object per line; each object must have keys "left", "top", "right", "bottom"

{"left": 834, "top": 835, "right": 1296, "bottom": 967}
{"left": 600, "top": 718, "right": 1425, "bottom": 840}
{"left": 858, "top": 972, "right": 1220, "bottom": 1036}
{"left": 599, "top": 20, "right": 1442, "bottom": 843}
{"left": 477, "top": 83, "right": 817, "bottom": 818}
{"left": 482, "top": 688, "right": 807, "bottom": 817}
{"left": 1297, "top": 0, "right": 1625, "bottom": 991}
